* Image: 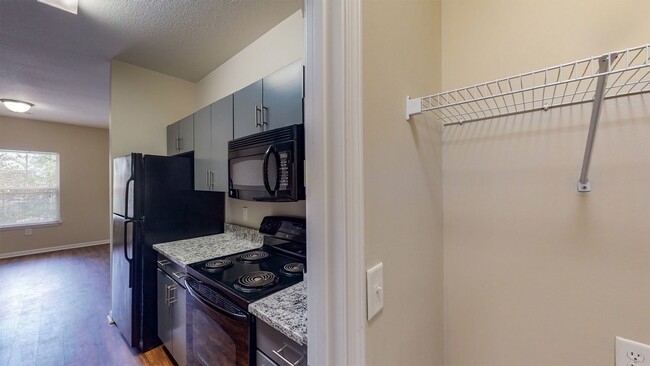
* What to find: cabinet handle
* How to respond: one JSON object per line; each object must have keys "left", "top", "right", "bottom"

{"left": 172, "top": 271, "right": 186, "bottom": 280}
{"left": 206, "top": 170, "right": 210, "bottom": 189}
{"left": 210, "top": 170, "right": 215, "bottom": 189}
{"left": 168, "top": 285, "right": 177, "bottom": 304}
{"left": 272, "top": 344, "right": 304, "bottom": 366}
{"left": 178, "top": 137, "right": 182, "bottom": 151}
{"left": 255, "top": 106, "right": 262, "bottom": 127}
{"left": 157, "top": 259, "right": 171, "bottom": 267}
{"left": 164, "top": 284, "right": 169, "bottom": 305}
{"left": 262, "top": 106, "right": 269, "bottom": 126}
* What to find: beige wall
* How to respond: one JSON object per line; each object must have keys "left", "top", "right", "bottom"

{"left": 196, "top": 10, "right": 305, "bottom": 228}
{"left": 110, "top": 60, "right": 198, "bottom": 158}
{"left": 0, "top": 116, "right": 109, "bottom": 256}
{"left": 441, "top": 1, "right": 650, "bottom": 365}
{"left": 363, "top": 1, "right": 444, "bottom": 365}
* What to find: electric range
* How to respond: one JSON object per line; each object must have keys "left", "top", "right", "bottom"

{"left": 184, "top": 216, "right": 306, "bottom": 366}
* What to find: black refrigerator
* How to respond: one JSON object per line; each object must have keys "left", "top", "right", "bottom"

{"left": 111, "top": 153, "right": 224, "bottom": 351}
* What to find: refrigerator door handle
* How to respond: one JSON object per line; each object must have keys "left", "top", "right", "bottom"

{"left": 124, "top": 177, "right": 135, "bottom": 219}
{"left": 123, "top": 219, "right": 135, "bottom": 288}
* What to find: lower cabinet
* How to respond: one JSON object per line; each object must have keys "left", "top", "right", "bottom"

{"left": 157, "top": 268, "right": 186, "bottom": 366}
{"left": 256, "top": 319, "right": 307, "bottom": 366}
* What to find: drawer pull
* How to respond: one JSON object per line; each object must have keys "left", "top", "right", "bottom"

{"left": 272, "top": 344, "right": 303, "bottom": 366}
{"left": 157, "top": 259, "right": 171, "bottom": 267}
{"left": 172, "top": 271, "right": 186, "bottom": 280}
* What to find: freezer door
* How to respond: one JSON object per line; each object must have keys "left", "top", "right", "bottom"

{"left": 111, "top": 214, "right": 138, "bottom": 347}
{"left": 113, "top": 154, "right": 136, "bottom": 218}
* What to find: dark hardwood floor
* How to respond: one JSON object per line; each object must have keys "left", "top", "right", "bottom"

{"left": 0, "top": 244, "right": 174, "bottom": 366}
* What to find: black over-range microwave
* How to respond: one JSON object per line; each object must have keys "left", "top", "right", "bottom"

{"left": 228, "top": 124, "right": 305, "bottom": 202}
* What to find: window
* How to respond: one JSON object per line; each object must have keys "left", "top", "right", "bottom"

{"left": 0, "top": 150, "right": 60, "bottom": 229}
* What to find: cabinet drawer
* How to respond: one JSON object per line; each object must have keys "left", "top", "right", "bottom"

{"left": 256, "top": 350, "right": 279, "bottom": 366}
{"left": 256, "top": 320, "right": 307, "bottom": 366}
{"left": 156, "top": 253, "right": 186, "bottom": 285}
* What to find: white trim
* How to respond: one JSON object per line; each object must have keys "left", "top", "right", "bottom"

{"left": 305, "top": 0, "right": 366, "bottom": 365}
{"left": 0, "top": 220, "right": 62, "bottom": 231}
{"left": 0, "top": 240, "right": 109, "bottom": 259}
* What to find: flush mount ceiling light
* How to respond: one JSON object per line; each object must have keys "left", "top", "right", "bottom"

{"left": 37, "top": 0, "right": 78, "bottom": 14}
{"left": 1, "top": 99, "right": 34, "bottom": 113}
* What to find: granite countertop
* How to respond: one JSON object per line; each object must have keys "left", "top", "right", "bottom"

{"left": 153, "top": 223, "right": 263, "bottom": 267}
{"left": 249, "top": 281, "right": 307, "bottom": 346}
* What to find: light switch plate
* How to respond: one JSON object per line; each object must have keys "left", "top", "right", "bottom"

{"left": 366, "top": 262, "right": 384, "bottom": 321}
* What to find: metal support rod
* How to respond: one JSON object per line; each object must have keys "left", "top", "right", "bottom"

{"left": 577, "top": 53, "right": 618, "bottom": 192}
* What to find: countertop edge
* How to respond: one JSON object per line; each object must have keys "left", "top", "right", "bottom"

{"left": 249, "top": 281, "right": 307, "bottom": 346}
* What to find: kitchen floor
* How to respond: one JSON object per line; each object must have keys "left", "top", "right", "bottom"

{"left": 0, "top": 245, "right": 174, "bottom": 366}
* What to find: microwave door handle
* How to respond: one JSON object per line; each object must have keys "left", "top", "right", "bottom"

{"left": 262, "top": 145, "right": 280, "bottom": 197}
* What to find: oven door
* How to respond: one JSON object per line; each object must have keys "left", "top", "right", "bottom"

{"left": 185, "top": 277, "right": 252, "bottom": 366}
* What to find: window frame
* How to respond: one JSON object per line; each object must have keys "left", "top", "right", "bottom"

{"left": 0, "top": 149, "right": 61, "bottom": 230}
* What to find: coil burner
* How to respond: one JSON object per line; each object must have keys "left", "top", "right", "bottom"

{"left": 281, "top": 263, "right": 304, "bottom": 276}
{"left": 237, "top": 251, "right": 270, "bottom": 263}
{"left": 235, "top": 271, "right": 278, "bottom": 292}
{"left": 203, "top": 259, "right": 233, "bottom": 271}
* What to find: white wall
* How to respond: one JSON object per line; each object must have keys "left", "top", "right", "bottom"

{"left": 110, "top": 61, "right": 197, "bottom": 158}
{"left": 196, "top": 11, "right": 304, "bottom": 110}
{"left": 196, "top": 10, "right": 305, "bottom": 228}
{"left": 0, "top": 117, "right": 109, "bottom": 257}
{"left": 441, "top": 1, "right": 650, "bottom": 365}
{"left": 363, "top": 1, "right": 444, "bottom": 365}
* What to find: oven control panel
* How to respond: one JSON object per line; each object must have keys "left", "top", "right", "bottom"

{"left": 259, "top": 216, "right": 306, "bottom": 244}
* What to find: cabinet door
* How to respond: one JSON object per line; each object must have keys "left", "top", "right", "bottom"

{"left": 171, "top": 285, "right": 187, "bottom": 366}
{"left": 157, "top": 269, "right": 173, "bottom": 352}
{"left": 166, "top": 123, "right": 178, "bottom": 156}
{"left": 262, "top": 60, "right": 303, "bottom": 131}
{"left": 193, "top": 106, "right": 212, "bottom": 191}
{"left": 178, "top": 115, "right": 194, "bottom": 154}
{"left": 233, "top": 80, "right": 263, "bottom": 139}
{"left": 210, "top": 95, "right": 233, "bottom": 192}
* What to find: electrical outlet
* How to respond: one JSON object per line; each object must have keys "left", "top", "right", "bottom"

{"left": 25, "top": 228, "right": 32, "bottom": 236}
{"left": 617, "top": 337, "right": 650, "bottom": 366}
{"left": 242, "top": 207, "right": 248, "bottom": 221}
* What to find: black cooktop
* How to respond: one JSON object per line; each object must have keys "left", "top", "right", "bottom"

{"left": 186, "top": 246, "right": 304, "bottom": 309}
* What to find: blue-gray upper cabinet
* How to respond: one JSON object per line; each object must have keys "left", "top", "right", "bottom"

{"left": 194, "top": 96, "right": 233, "bottom": 192}
{"left": 233, "top": 60, "right": 303, "bottom": 139}
{"left": 233, "top": 80, "right": 263, "bottom": 139}
{"left": 263, "top": 60, "right": 303, "bottom": 131}
{"left": 193, "top": 105, "right": 212, "bottom": 191}
{"left": 167, "top": 115, "right": 194, "bottom": 156}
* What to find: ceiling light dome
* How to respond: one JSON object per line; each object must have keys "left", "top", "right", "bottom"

{"left": 1, "top": 99, "right": 34, "bottom": 113}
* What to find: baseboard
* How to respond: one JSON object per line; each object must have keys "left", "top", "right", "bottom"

{"left": 0, "top": 240, "right": 110, "bottom": 259}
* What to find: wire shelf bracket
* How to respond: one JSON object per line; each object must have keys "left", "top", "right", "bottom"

{"left": 405, "top": 43, "right": 650, "bottom": 193}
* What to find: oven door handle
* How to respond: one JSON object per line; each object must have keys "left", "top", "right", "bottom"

{"left": 185, "top": 279, "right": 248, "bottom": 321}
{"left": 262, "top": 145, "right": 280, "bottom": 197}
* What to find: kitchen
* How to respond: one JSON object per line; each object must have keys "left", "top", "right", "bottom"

{"left": 112, "top": 6, "right": 308, "bottom": 366}
{"left": 1, "top": 1, "right": 649, "bottom": 366}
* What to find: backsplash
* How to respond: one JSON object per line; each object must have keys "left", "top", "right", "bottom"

{"left": 226, "top": 199, "right": 305, "bottom": 229}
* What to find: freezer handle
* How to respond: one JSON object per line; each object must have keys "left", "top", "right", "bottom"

{"left": 123, "top": 219, "right": 135, "bottom": 288}
{"left": 124, "top": 177, "right": 135, "bottom": 219}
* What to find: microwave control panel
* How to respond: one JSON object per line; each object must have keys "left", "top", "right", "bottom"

{"left": 279, "top": 151, "right": 291, "bottom": 190}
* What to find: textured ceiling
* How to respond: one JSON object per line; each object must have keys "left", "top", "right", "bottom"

{"left": 0, "top": 0, "right": 302, "bottom": 128}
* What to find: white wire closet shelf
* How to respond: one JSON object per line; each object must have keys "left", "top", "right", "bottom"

{"left": 406, "top": 43, "right": 650, "bottom": 125}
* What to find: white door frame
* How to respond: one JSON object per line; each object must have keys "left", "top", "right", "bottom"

{"left": 304, "top": 0, "right": 366, "bottom": 365}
